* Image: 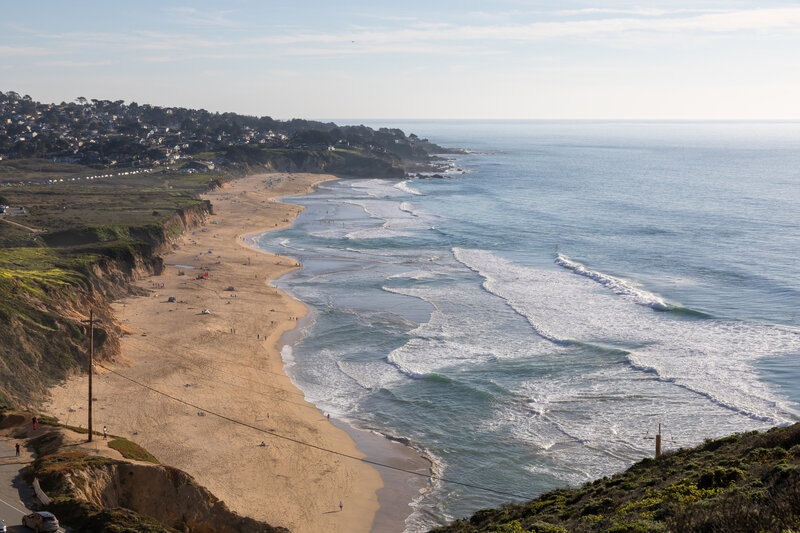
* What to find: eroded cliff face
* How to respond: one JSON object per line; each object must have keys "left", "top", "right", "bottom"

{"left": 10, "top": 418, "right": 286, "bottom": 533}
{"left": 56, "top": 462, "right": 285, "bottom": 533}
{"left": 0, "top": 202, "right": 211, "bottom": 408}
{"left": 248, "top": 150, "right": 406, "bottom": 179}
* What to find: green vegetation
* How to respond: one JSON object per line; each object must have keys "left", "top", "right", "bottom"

{"left": 0, "top": 168, "right": 217, "bottom": 407}
{"left": 34, "top": 451, "right": 114, "bottom": 476}
{"left": 431, "top": 424, "right": 800, "bottom": 533}
{"left": 46, "top": 499, "right": 180, "bottom": 533}
{"left": 108, "top": 438, "right": 160, "bottom": 464}
{"left": 2, "top": 91, "right": 453, "bottom": 172}
{"left": 221, "top": 144, "right": 405, "bottom": 178}
{"left": 0, "top": 158, "right": 91, "bottom": 181}
{"left": 0, "top": 170, "right": 214, "bottom": 248}
{"left": 22, "top": 426, "right": 171, "bottom": 532}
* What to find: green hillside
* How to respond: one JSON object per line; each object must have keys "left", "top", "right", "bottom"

{"left": 432, "top": 424, "right": 800, "bottom": 533}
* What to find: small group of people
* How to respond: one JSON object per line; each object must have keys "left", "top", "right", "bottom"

{"left": 12, "top": 418, "right": 108, "bottom": 457}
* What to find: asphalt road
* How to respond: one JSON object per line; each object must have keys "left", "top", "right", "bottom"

{"left": 0, "top": 439, "right": 34, "bottom": 532}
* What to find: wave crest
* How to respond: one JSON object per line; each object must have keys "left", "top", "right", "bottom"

{"left": 555, "top": 253, "right": 671, "bottom": 311}
{"left": 395, "top": 180, "right": 423, "bottom": 195}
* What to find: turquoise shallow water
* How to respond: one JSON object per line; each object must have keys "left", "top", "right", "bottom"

{"left": 256, "top": 121, "right": 800, "bottom": 531}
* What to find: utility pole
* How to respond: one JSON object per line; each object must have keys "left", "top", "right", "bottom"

{"left": 645, "top": 423, "right": 663, "bottom": 459}
{"left": 88, "top": 309, "right": 94, "bottom": 442}
{"left": 655, "top": 423, "right": 662, "bottom": 458}
{"left": 81, "top": 310, "right": 100, "bottom": 442}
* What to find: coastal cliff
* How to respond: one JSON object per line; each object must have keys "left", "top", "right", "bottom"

{"left": 0, "top": 200, "right": 211, "bottom": 408}
{"left": 2, "top": 413, "right": 286, "bottom": 533}
{"left": 223, "top": 145, "right": 406, "bottom": 178}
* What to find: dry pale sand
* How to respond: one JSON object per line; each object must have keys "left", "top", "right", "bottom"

{"left": 45, "top": 173, "right": 404, "bottom": 533}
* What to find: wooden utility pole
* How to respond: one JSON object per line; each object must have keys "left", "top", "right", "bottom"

{"left": 81, "top": 310, "right": 99, "bottom": 442}
{"left": 655, "top": 423, "right": 662, "bottom": 458}
{"left": 88, "top": 309, "right": 94, "bottom": 442}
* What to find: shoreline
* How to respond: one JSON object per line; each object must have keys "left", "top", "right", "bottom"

{"left": 43, "top": 172, "right": 425, "bottom": 533}
{"left": 275, "top": 310, "right": 434, "bottom": 533}
{"left": 259, "top": 180, "right": 435, "bottom": 533}
{"left": 244, "top": 179, "right": 434, "bottom": 531}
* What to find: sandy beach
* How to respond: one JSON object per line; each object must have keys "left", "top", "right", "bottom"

{"left": 45, "top": 172, "right": 426, "bottom": 533}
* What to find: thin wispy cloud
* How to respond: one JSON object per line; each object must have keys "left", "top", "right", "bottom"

{"left": 10, "top": 7, "right": 800, "bottom": 61}
{"left": 358, "top": 14, "right": 418, "bottom": 22}
{"left": 130, "top": 33, "right": 236, "bottom": 51}
{"left": 36, "top": 60, "right": 115, "bottom": 68}
{"left": 283, "top": 43, "right": 506, "bottom": 57}
{"left": 3, "top": 2, "right": 799, "bottom": 118}
{"left": 555, "top": 8, "right": 725, "bottom": 17}
{"left": 249, "top": 7, "right": 800, "bottom": 51}
{"left": 0, "top": 45, "right": 59, "bottom": 57}
{"left": 163, "top": 7, "right": 237, "bottom": 28}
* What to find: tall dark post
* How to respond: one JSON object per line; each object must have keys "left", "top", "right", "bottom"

{"left": 655, "top": 423, "right": 661, "bottom": 458}
{"left": 88, "top": 309, "right": 94, "bottom": 442}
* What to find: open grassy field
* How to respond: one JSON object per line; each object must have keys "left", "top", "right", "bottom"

{"left": 0, "top": 167, "right": 217, "bottom": 248}
{"left": 0, "top": 158, "right": 92, "bottom": 182}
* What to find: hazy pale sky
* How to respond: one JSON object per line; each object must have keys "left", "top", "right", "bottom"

{"left": 3, "top": 1, "right": 800, "bottom": 119}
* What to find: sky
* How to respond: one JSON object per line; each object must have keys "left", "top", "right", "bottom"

{"left": 2, "top": 1, "right": 800, "bottom": 120}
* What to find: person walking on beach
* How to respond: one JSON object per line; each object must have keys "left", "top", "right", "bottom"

{"left": 15, "top": 443, "right": 20, "bottom": 456}
{"left": 339, "top": 501, "right": 343, "bottom": 512}
{"left": 103, "top": 425, "right": 107, "bottom": 440}
{"left": 32, "top": 416, "right": 37, "bottom": 430}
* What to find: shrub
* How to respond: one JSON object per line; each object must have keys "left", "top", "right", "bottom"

{"left": 602, "top": 520, "right": 668, "bottom": 533}
{"left": 697, "top": 467, "right": 744, "bottom": 489}
{"left": 581, "top": 497, "right": 615, "bottom": 516}
{"left": 702, "top": 434, "right": 739, "bottom": 452}
{"left": 746, "top": 448, "right": 772, "bottom": 462}
{"left": 108, "top": 438, "right": 160, "bottom": 464}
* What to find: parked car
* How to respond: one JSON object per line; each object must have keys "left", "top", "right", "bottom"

{"left": 22, "top": 511, "right": 59, "bottom": 532}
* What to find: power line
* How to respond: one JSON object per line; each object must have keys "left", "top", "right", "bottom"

{"left": 122, "top": 340, "right": 321, "bottom": 415}
{"left": 124, "top": 334, "right": 315, "bottom": 410}
{"left": 96, "top": 362, "right": 532, "bottom": 501}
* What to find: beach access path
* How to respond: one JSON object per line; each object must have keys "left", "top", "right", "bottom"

{"left": 46, "top": 173, "right": 384, "bottom": 533}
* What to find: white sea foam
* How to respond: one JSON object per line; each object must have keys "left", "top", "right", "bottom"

{"left": 381, "top": 283, "right": 553, "bottom": 381}
{"left": 278, "top": 238, "right": 305, "bottom": 251}
{"left": 340, "top": 198, "right": 432, "bottom": 239}
{"left": 402, "top": 448, "right": 448, "bottom": 533}
{"left": 453, "top": 247, "right": 800, "bottom": 426}
{"left": 395, "top": 180, "right": 423, "bottom": 195}
{"left": 555, "top": 253, "right": 671, "bottom": 311}
{"left": 453, "top": 248, "right": 574, "bottom": 346}
{"left": 388, "top": 269, "right": 438, "bottom": 281}
{"left": 336, "top": 358, "right": 402, "bottom": 390}
{"left": 349, "top": 178, "right": 405, "bottom": 198}
{"left": 489, "top": 361, "right": 785, "bottom": 483}
{"left": 280, "top": 344, "right": 295, "bottom": 368}
{"left": 400, "top": 201, "right": 418, "bottom": 215}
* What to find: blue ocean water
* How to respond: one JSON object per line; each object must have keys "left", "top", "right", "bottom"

{"left": 255, "top": 121, "right": 800, "bottom": 531}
